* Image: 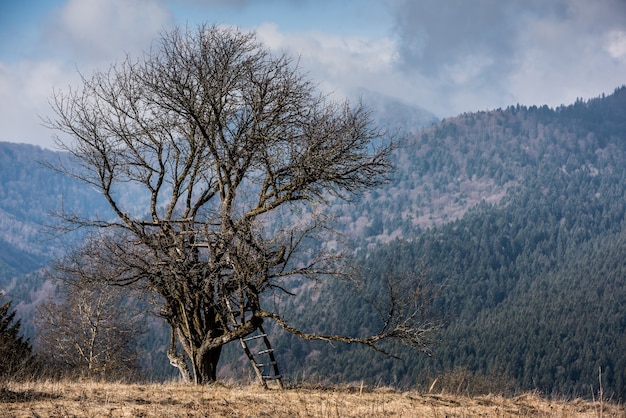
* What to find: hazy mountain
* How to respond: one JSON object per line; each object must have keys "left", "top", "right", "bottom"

{"left": 355, "top": 89, "right": 439, "bottom": 134}
{"left": 330, "top": 86, "right": 626, "bottom": 244}
{"left": 0, "top": 145, "right": 83, "bottom": 280}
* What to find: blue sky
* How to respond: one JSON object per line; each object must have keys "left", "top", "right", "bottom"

{"left": 1, "top": 0, "right": 625, "bottom": 148}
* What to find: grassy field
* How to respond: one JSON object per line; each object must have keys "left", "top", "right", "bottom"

{"left": 1, "top": 380, "right": 625, "bottom": 417}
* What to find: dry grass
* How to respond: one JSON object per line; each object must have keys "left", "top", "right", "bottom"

{"left": 1, "top": 380, "right": 625, "bottom": 417}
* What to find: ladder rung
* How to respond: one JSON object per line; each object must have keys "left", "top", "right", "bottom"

{"left": 255, "top": 361, "right": 277, "bottom": 367}
{"left": 242, "top": 334, "right": 267, "bottom": 342}
{"left": 262, "top": 374, "right": 282, "bottom": 380}
{"left": 257, "top": 349, "right": 274, "bottom": 355}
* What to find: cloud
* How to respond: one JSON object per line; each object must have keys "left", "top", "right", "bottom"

{"left": 44, "top": 0, "right": 172, "bottom": 63}
{"left": 388, "top": 0, "right": 626, "bottom": 113}
{"left": 0, "top": 0, "right": 172, "bottom": 147}
{"left": 3, "top": 0, "right": 625, "bottom": 149}
{"left": 606, "top": 30, "right": 626, "bottom": 60}
{"left": 391, "top": 0, "right": 531, "bottom": 79}
{"left": 506, "top": 0, "right": 626, "bottom": 107}
{"left": 255, "top": 23, "right": 399, "bottom": 100}
{"left": 0, "top": 60, "right": 69, "bottom": 146}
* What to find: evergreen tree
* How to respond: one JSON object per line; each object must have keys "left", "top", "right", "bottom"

{"left": 0, "top": 292, "right": 33, "bottom": 378}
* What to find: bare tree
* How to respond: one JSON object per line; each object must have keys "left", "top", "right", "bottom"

{"left": 35, "top": 246, "right": 144, "bottom": 381}
{"left": 45, "top": 24, "right": 438, "bottom": 384}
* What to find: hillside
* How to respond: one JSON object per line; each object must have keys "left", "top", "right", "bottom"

{"left": 265, "top": 86, "right": 626, "bottom": 399}
{"left": 330, "top": 87, "right": 626, "bottom": 244}
{"left": 1, "top": 87, "right": 626, "bottom": 397}
{"left": 0, "top": 145, "right": 88, "bottom": 305}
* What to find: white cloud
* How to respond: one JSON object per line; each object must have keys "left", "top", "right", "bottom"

{"left": 0, "top": 60, "right": 70, "bottom": 146}
{"left": 0, "top": 0, "right": 172, "bottom": 148}
{"left": 442, "top": 54, "right": 495, "bottom": 86}
{"left": 606, "top": 30, "right": 626, "bottom": 60}
{"left": 506, "top": 4, "right": 626, "bottom": 109}
{"left": 254, "top": 23, "right": 399, "bottom": 102}
{"left": 46, "top": 0, "right": 172, "bottom": 63}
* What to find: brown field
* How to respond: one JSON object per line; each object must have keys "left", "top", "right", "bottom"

{"left": 1, "top": 380, "right": 625, "bottom": 417}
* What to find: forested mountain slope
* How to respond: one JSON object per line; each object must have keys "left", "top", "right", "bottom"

{"left": 333, "top": 86, "right": 626, "bottom": 244}
{"left": 267, "top": 86, "right": 626, "bottom": 399}
{"left": 0, "top": 145, "right": 94, "bottom": 286}
{"left": 1, "top": 87, "right": 626, "bottom": 396}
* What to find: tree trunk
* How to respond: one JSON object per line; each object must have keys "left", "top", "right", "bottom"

{"left": 165, "top": 321, "right": 192, "bottom": 382}
{"left": 192, "top": 346, "right": 223, "bottom": 384}
{"left": 167, "top": 346, "right": 192, "bottom": 383}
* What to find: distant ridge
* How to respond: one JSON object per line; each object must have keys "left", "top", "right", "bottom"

{"left": 356, "top": 88, "right": 439, "bottom": 133}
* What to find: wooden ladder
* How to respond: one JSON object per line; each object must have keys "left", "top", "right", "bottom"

{"left": 225, "top": 299, "right": 283, "bottom": 389}
{"left": 238, "top": 324, "right": 283, "bottom": 389}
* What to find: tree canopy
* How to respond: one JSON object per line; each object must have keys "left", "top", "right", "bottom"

{"left": 45, "top": 24, "right": 438, "bottom": 384}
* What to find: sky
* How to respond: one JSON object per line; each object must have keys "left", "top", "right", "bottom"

{"left": 1, "top": 0, "right": 625, "bottom": 149}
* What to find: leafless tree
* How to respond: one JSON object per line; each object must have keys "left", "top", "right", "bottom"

{"left": 45, "top": 24, "right": 438, "bottom": 384}
{"left": 35, "top": 245, "right": 144, "bottom": 381}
